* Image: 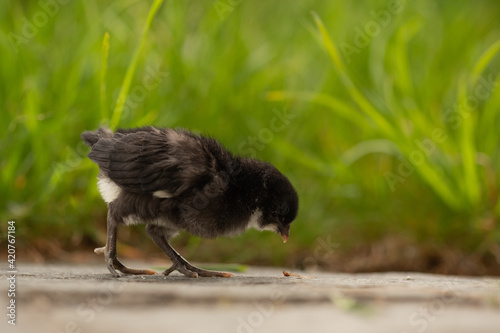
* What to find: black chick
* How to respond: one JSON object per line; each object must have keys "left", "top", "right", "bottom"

{"left": 81, "top": 126, "right": 298, "bottom": 277}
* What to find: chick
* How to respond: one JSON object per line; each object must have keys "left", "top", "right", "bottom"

{"left": 82, "top": 126, "right": 298, "bottom": 277}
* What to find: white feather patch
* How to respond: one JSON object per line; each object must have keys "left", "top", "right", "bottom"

{"left": 166, "top": 129, "right": 185, "bottom": 143}
{"left": 122, "top": 215, "right": 176, "bottom": 234}
{"left": 97, "top": 177, "right": 122, "bottom": 203}
{"left": 247, "top": 209, "right": 273, "bottom": 231}
{"left": 153, "top": 190, "right": 174, "bottom": 198}
{"left": 123, "top": 215, "right": 142, "bottom": 226}
{"left": 262, "top": 224, "right": 278, "bottom": 232}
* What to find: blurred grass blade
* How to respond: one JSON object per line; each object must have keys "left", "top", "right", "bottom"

{"left": 311, "top": 12, "right": 461, "bottom": 210}
{"left": 457, "top": 40, "right": 500, "bottom": 206}
{"left": 311, "top": 11, "right": 397, "bottom": 140}
{"left": 479, "top": 70, "right": 500, "bottom": 153}
{"left": 310, "top": 11, "right": 344, "bottom": 75}
{"left": 471, "top": 40, "right": 500, "bottom": 84}
{"left": 457, "top": 75, "right": 480, "bottom": 206}
{"left": 274, "top": 138, "right": 336, "bottom": 177}
{"left": 110, "top": 0, "right": 164, "bottom": 130}
{"left": 496, "top": 196, "right": 500, "bottom": 219}
{"left": 392, "top": 18, "right": 422, "bottom": 98}
{"left": 340, "top": 139, "right": 399, "bottom": 166}
{"left": 267, "top": 90, "right": 371, "bottom": 131}
{"left": 389, "top": 18, "right": 430, "bottom": 136}
{"left": 414, "top": 161, "right": 462, "bottom": 209}
{"left": 472, "top": 40, "right": 500, "bottom": 155}
{"left": 100, "top": 32, "right": 110, "bottom": 120}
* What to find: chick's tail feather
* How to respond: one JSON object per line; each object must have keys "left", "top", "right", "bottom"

{"left": 81, "top": 127, "right": 113, "bottom": 147}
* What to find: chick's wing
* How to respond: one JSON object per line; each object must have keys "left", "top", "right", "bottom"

{"left": 88, "top": 128, "right": 215, "bottom": 197}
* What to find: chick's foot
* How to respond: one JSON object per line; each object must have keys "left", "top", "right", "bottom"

{"left": 162, "top": 260, "right": 234, "bottom": 278}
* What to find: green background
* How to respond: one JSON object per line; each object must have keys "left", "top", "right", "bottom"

{"left": 1, "top": 0, "right": 500, "bottom": 274}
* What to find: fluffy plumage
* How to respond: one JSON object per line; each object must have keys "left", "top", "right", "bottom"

{"left": 82, "top": 126, "right": 298, "bottom": 277}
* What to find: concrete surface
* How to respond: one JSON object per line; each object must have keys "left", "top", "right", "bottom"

{"left": 1, "top": 262, "right": 500, "bottom": 333}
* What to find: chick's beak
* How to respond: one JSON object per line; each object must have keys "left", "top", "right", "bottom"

{"left": 279, "top": 224, "right": 290, "bottom": 243}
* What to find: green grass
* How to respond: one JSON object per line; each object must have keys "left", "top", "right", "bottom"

{"left": 1, "top": 0, "right": 500, "bottom": 272}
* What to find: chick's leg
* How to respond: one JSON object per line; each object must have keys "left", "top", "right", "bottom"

{"left": 165, "top": 242, "right": 235, "bottom": 278}
{"left": 146, "top": 225, "right": 234, "bottom": 278}
{"left": 98, "top": 214, "right": 157, "bottom": 277}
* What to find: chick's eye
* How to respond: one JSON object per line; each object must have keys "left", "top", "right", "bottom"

{"left": 278, "top": 204, "right": 289, "bottom": 215}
